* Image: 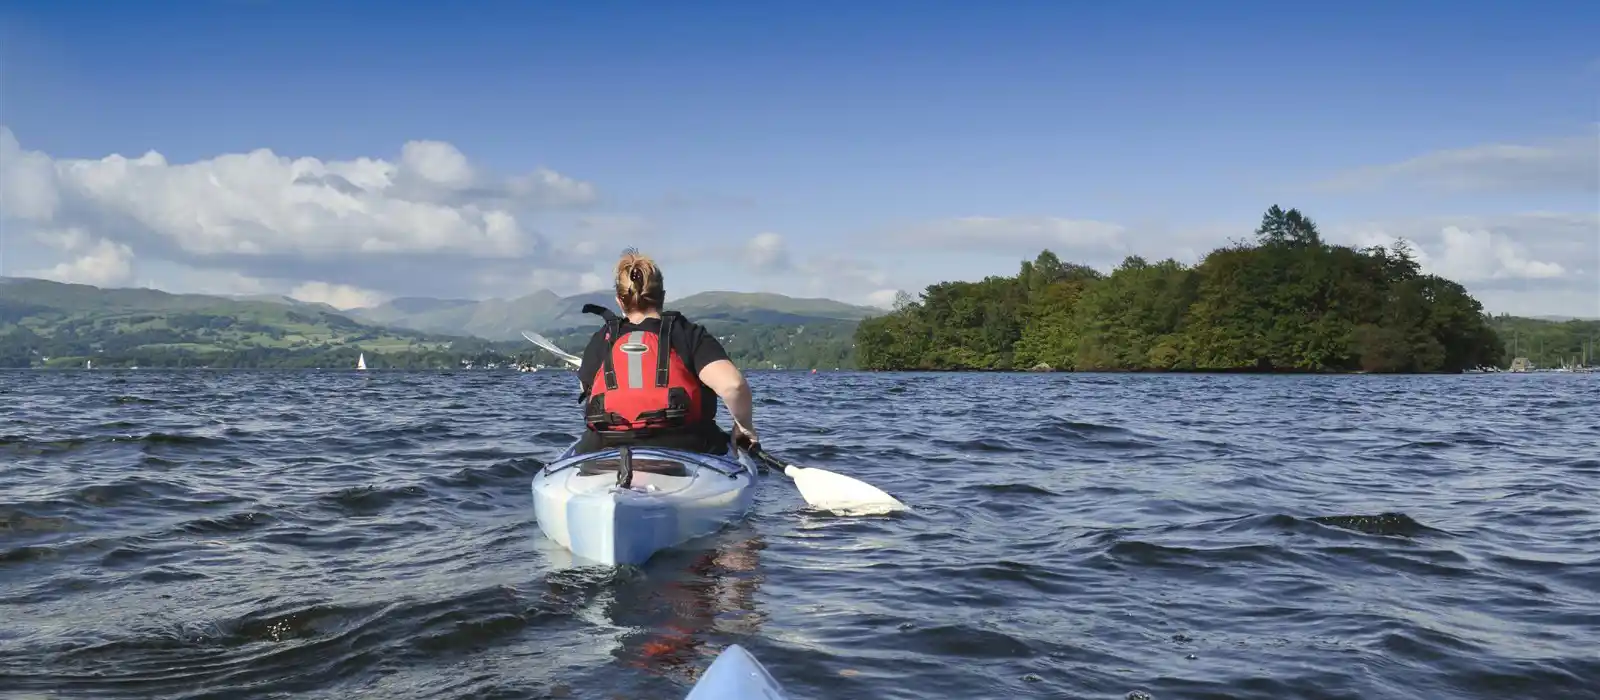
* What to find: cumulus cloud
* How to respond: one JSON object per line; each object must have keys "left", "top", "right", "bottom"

{"left": 1316, "top": 131, "right": 1600, "bottom": 194}
{"left": 288, "top": 281, "right": 388, "bottom": 310}
{"left": 729, "top": 232, "right": 898, "bottom": 306}
{"left": 1356, "top": 223, "right": 1568, "bottom": 281}
{"left": 1423, "top": 226, "right": 1566, "bottom": 281}
{"left": 1328, "top": 212, "right": 1598, "bottom": 317}
{"left": 0, "top": 124, "right": 607, "bottom": 299}
{"left": 0, "top": 130, "right": 59, "bottom": 220}
{"left": 744, "top": 232, "right": 792, "bottom": 272}
{"left": 864, "top": 288, "right": 901, "bottom": 309}
{"left": 1333, "top": 213, "right": 1589, "bottom": 282}
{"left": 21, "top": 228, "right": 136, "bottom": 287}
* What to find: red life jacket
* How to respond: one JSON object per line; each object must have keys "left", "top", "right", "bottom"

{"left": 582, "top": 306, "right": 706, "bottom": 436}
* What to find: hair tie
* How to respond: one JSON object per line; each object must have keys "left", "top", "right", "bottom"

{"left": 629, "top": 267, "right": 643, "bottom": 283}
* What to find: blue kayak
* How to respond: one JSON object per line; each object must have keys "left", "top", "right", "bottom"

{"left": 531, "top": 439, "right": 761, "bottom": 566}
{"left": 683, "top": 644, "right": 790, "bottom": 699}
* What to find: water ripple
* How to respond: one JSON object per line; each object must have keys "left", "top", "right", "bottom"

{"left": 1, "top": 369, "right": 1597, "bottom": 699}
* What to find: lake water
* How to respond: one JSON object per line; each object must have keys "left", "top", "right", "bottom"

{"left": 2, "top": 370, "right": 1596, "bottom": 699}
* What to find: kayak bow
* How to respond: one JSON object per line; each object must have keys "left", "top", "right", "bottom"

{"left": 684, "top": 644, "right": 790, "bottom": 699}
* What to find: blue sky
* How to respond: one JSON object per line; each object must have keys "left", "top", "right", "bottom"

{"left": 1, "top": 0, "right": 1596, "bottom": 316}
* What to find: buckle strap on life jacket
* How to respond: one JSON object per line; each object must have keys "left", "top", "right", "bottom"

{"left": 656, "top": 312, "right": 677, "bottom": 388}
{"left": 600, "top": 317, "right": 622, "bottom": 391}
{"left": 586, "top": 304, "right": 623, "bottom": 391}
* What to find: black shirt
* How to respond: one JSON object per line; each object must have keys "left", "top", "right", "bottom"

{"left": 576, "top": 315, "right": 731, "bottom": 426}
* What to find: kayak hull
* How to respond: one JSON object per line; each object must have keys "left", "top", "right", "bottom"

{"left": 684, "top": 644, "right": 789, "bottom": 699}
{"left": 532, "top": 440, "right": 760, "bottom": 566}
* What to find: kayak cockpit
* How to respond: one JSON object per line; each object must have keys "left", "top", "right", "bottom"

{"left": 576, "top": 455, "right": 691, "bottom": 478}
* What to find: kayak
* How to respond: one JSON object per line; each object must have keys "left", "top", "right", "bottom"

{"left": 531, "top": 439, "right": 761, "bottom": 566}
{"left": 683, "top": 644, "right": 790, "bottom": 699}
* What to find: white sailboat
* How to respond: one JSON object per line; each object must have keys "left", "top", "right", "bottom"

{"left": 356, "top": 352, "right": 367, "bottom": 371}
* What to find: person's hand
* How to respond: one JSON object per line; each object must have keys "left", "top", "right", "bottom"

{"left": 732, "top": 422, "right": 759, "bottom": 450}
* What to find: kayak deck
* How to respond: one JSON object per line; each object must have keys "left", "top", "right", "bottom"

{"left": 684, "top": 644, "right": 790, "bottom": 699}
{"left": 532, "top": 441, "right": 760, "bottom": 566}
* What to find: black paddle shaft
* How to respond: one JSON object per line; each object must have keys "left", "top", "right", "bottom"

{"left": 617, "top": 446, "right": 634, "bottom": 488}
{"left": 745, "top": 443, "right": 782, "bottom": 475}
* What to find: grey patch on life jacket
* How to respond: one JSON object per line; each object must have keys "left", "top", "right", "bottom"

{"left": 624, "top": 331, "right": 645, "bottom": 389}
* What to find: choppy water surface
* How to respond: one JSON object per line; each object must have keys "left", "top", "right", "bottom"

{"left": 2, "top": 370, "right": 1596, "bottom": 699}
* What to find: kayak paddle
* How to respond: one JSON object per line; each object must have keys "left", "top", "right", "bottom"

{"left": 741, "top": 434, "right": 908, "bottom": 515}
{"left": 521, "top": 330, "right": 582, "bottom": 366}
{"left": 521, "top": 330, "right": 907, "bottom": 514}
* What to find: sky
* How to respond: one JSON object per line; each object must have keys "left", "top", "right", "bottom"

{"left": 1, "top": 0, "right": 1597, "bottom": 317}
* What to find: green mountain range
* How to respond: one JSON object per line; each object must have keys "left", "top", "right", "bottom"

{"left": 6, "top": 272, "right": 1587, "bottom": 373}
{"left": 0, "top": 277, "right": 878, "bottom": 370}
{"left": 343, "top": 289, "right": 882, "bottom": 340}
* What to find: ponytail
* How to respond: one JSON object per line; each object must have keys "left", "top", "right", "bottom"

{"left": 614, "top": 248, "right": 665, "bottom": 312}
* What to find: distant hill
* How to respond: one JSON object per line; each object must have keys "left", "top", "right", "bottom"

{"left": 344, "top": 288, "right": 883, "bottom": 340}
{"left": 1486, "top": 314, "right": 1600, "bottom": 368}
{"left": 672, "top": 291, "right": 882, "bottom": 321}
{"left": 0, "top": 277, "right": 873, "bottom": 370}
{"left": 1526, "top": 314, "right": 1600, "bottom": 322}
{"left": 0, "top": 277, "right": 497, "bottom": 368}
{"left": 225, "top": 293, "right": 344, "bottom": 315}
{"left": 8, "top": 275, "right": 1586, "bottom": 372}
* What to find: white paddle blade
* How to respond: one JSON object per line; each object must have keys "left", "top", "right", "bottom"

{"left": 783, "top": 465, "right": 907, "bottom": 514}
{"left": 521, "top": 330, "right": 582, "bottom": 367}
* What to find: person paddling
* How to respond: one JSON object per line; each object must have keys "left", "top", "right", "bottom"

{"left": 572, "top": 249, "right": 758, "bottom": 456}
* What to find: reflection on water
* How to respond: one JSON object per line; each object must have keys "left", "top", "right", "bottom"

{"left": 611, "top": 531, "right": 770, "bottom": 686}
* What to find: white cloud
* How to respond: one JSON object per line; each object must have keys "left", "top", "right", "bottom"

{"left": 1431, "top": 225, "right": 1566, "bottom": 280}
{"left": 288, "top": 281, "right": 388, "bottom": 310}
{"left": 399, "top": 140, "right": 474, "bottom": 187}
{"left": 864, "top": 289, "right": 901, "bottom": 309}
{"left": 1316, "top": 131, "right": 1599, "bottom": 194}
{"left": 724, "top": 232, "right": 898, "bottom": 306}
{"left": 0, "top": 129, "right": 59, "bottom": 220}
{"left": 1332, "top": 213, "right": 1590, "bottom": 282}
{"left": 32, "top": 226, "right": 94, "bottom": 252}
{"left": 23, "top": 231, "right": 136, "bottom": 288}
{"left": 5, "top": 135, "right": 524, "bottom": 257}
{"left": 1327, "top": 211, "right": 1598, "bottom": 317}
{"left": 0, "top": 124, "right": 621, "bottom": 301}
{"left": 744, "top": 232, "right": 791, "bottom": 272}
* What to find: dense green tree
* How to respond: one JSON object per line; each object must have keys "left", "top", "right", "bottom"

{"left": 855, "top": 205, "right": 1514, "bottom": 374}
{"left": 1072, "top": 256, "right": 1198, "bottom": 371}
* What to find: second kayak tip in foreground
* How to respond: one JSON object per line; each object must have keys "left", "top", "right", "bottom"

{"left": 683, "top": 644, "right": 790, "bottom": 700}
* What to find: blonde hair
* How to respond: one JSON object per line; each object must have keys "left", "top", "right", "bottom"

{"left": 614, "top": 248, "right": 665, "bottom": 312}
